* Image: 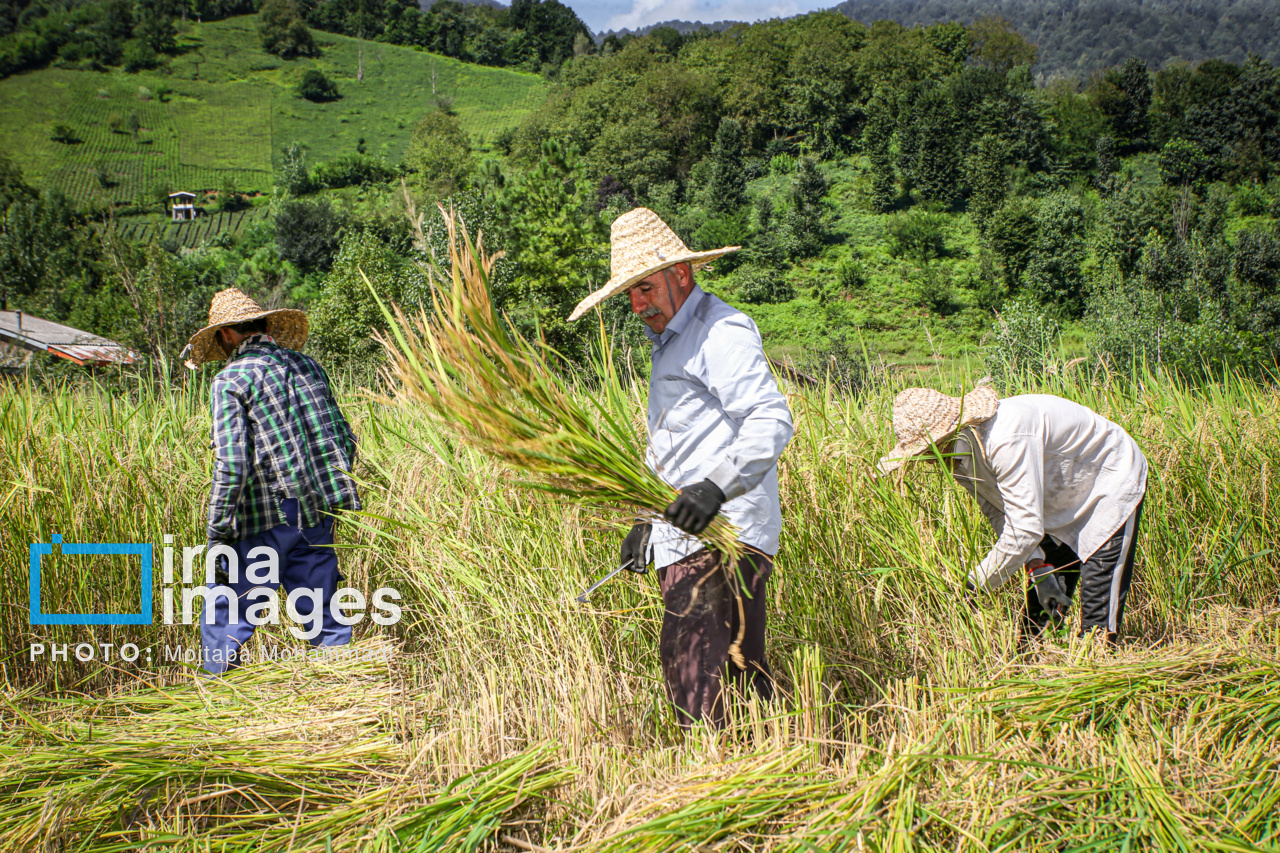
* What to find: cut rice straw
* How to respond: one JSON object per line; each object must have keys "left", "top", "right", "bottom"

{"left": 367, "top": 205, "right": 740, "bottom": 560}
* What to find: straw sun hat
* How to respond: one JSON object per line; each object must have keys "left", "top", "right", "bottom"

{"left": 566, "top": 207, "right": 740, "bottom": 322}
{"left": 877, "top": 386, "right": 1000, "bottom": 474}
{"left": 182, "top": 288, "right": 308, "bottom": 368}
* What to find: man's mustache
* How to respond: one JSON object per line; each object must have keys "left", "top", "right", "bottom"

{"left": 640, "top": 306, "right": 662, "bottom": 319}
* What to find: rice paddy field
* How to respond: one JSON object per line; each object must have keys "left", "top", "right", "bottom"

{"left": 1, "top": 355, "right": 1278, "bottom": 851}
{"left": 0, "top": 16, "right": 547, "bottom": 205}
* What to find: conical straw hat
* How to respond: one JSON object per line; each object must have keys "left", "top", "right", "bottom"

{"left": 877, "top": 386, "right": 1000, "bottom": 473}
{"left": 183, "top": 288, "right": 308, "bottom": 367}
{"left": 567, "top": 207, "right": 740, "bottom": 321}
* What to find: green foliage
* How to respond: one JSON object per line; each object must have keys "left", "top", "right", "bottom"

{"left": 887, "top": 208, "right": 948, "bottom": 262}
{"left": 1232, "top": 181, "right": 1273, "bottom": 217}
{"left": 494, "top": 139, "right": 607, "bottom": 357}
{"left": 1092, "top": 57, "right": 1153, "bottom": 151}
{"left": 279, "top": 142, "right": 313, "bottom": 195}
{"left": 1024, "top": 191, "right": 1088, "bottom": 315}
{"left": 704, "top": 117, "right": 746, "bottom": 216}
{"left": 297, "top": 68, "right": 339, "bottom": 102}
{"left": 735, "top": 264, "right": 795, "bottom": 304}
{"left": 311, "top": 153, "right": 395, "bottom": 189}
{"left": 404, "top": 109, "right": 473, "bottom": 197}
{"left": 983, "top": 298, "right": 1060, "bottom": 388}
{"left": 274, "top": 198, "right": 346, "bottom": 272}
{"left": 1159, "top": 138, "right": 1212, "bottom": 190}
{"left": 49, "top": 123, "right": 78, "bottom": 144}
{"left": 965, "top": 134, "right": 1009, "bottom": 231}
{"left": 897, "top": 82, "right": 961, "bottom": 205}
{"left": 258, "top": 0, "right": 319, "bottom": 60}
{"left": 1088, "top": 267, "right": 1255, "bottom": 379}
{"left": 132, "top": 0, "right": 179, "bottom": 54}
{"left": 987, "top": 196, "right": 1038, "bottom": 290}
{"left": 863, "top": 94, "right": 897, "bottom": 213}
{"left": 838, "top": 0, "right": 1278, "bottom": 78}
{"left": 784, "top": 156, "right": 829, "bottom": 258}
{"left": 121, "top": 39, "right": 159, "bottom": 72}
{"left": 308, "top": 229, "right": 424, "bottom": 372}
{"left": 967, "top": 16, "right": 1037, "bottom": 74}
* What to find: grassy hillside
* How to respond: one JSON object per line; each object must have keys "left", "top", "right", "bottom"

{"left": 2, "top": 367, "right": 1278, "bottom": 848}
{"left": 0, "top": 16, "right": 547, "bottom": 205}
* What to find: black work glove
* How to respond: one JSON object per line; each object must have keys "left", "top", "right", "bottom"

{"left": 1028, "top": 563, "right": 1071, "bottom": 621}
{"left": 619, "top": 522, "right": 652, "bottom": 574}
{"left": 663, "top": 479, "right": 726, "bottom": 536}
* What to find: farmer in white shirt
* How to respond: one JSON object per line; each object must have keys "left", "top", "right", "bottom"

{"left": 878, "top": 387, "right": 1147, "bottom": 644}
{"left": 568, "top": 208, "right": 794, "bottom": 726}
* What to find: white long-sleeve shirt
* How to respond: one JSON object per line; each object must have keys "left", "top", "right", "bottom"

{"left": 950, "top": 394, "right": 1147, "bottom": 591}
{"left": 643, "top": 285, "right": 794, "bottom": 568}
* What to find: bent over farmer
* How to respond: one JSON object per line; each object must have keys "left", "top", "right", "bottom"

{"left": 183, "top": 288, "right": 361, "bottom": 674}
{"left": 568, "top": 208, "right": 794, "bottom": 726}
{"left": 878, "top": 388, "right": 1147, "bottom": 644}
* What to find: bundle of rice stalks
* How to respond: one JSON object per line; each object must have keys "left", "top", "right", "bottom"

{"left": 372, "top": 207, "right": 739, "bottom": 557}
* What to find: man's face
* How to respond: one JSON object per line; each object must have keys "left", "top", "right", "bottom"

{"left": 216, "top": 326, "right": 247, "bottom": 354}
{"left": 628, "top": 264, "right": 692, "bottom": 335}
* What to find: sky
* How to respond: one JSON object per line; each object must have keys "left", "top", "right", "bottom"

{"left": 568, "top": 0, "right": 833, "bottom": 34}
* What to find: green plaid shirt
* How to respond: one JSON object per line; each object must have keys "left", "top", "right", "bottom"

{"left": 207, "top": 334, "right": 360, "bottom": 544}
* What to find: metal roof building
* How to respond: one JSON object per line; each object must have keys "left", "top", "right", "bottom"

{"left": 0, "top": 310, "right": 139, "bottom": 367}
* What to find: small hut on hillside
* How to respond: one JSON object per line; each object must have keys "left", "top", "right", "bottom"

{"left": 168, "top": 191, "right": 198, "bottom": 222}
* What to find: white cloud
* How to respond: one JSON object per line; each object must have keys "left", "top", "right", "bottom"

{"left": 600, "top": 0, "right": 829, "bottom": 33}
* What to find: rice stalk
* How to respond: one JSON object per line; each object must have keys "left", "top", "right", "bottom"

{"left": 370, "top": 206, "right": 739, "bottom": 557}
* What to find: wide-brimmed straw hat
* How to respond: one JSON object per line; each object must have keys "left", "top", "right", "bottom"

{"left": 566, "top": 207, "right": 740, "bottom": 321}
{"left": 182, "top": 288, "right": 308, "bottom": 368}
{"left": 877, "top": 386, "right": 1000, "bottom": 474}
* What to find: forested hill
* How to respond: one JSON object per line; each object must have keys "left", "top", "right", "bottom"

{"left": 833, "top": 0, "right": 1280, "bottom": 78}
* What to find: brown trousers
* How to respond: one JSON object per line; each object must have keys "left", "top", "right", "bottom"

{"left": 657, "top": 547, "right": 774, "bottom": 727}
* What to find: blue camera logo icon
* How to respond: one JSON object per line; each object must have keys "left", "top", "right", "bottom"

{"left": 29, "top": 535, "right": 153, "bottom": 626}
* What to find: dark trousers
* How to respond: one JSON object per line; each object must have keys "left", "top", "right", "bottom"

{"left": 657, "top": 547, "right": 773, "bottom": 728}
{"left": 1021, "top": 499, "right": 1144, "bottom": 644}
{"left": 200, "top": 498, "right": 352, "bottom": 675}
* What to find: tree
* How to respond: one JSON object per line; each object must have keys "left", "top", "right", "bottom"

{"left": 1159, "top": 138, "right": 1212, "bottom": 191}
{"left": 132, "top": 0, "right": 179, "bottom": 54}
{"left": 863, "top": 94, "right": 897, "bottom": 212}
{"left": 965, "top": 134, "right": 1009, "bottom": 232}
{"left": 968, "top": 16, "right": 1037, "bottom": 76}
{"left": 1095, "top": 135, "right": 1119, "bottom": 196}
{"left": 495, "top": 139, "right": 607, "bottom": 357}
{"left": 297, "top": 69, "right": 339, "bottom": 102}
{"left": 901, "top": 83, "right": 961, "bottom": 206}
{"left": 275, "top": 198, "right": 345, "bottom": 272}
{"left": 404, "top": 109, "right": 473, "bottom": 196}
{"left": 309, "top": 230, "right": 423, "bottom": 372}
{"left": 704, "top": 117, "right": 746, "bottom": 216}
{"left": 987, "top": 197, "right": 1038, "bottom": 291}
{"left": 1025, "top": 191, "right": 1088, "bottom": 316}
{"left": 258, "top": 0, "right": 318, "bottom": 59}
{"left": 785, "top": 156, "right": 828, "bottom": 258}
{"left": 49, "top": 123, "right": 78, "bottom": 144}
{"left": 1093, "top": 57, "right": 1152, "bottom": 151}
{"left": 279, "top": 142, "right": 313, "bottom": 195}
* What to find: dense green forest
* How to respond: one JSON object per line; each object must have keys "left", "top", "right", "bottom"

{"left": 0, "top": 0, "right": 592, "bottom": 78}
{"left": 2, "top": 7, "right": 1280, "bottom": 382}
{"left": 834, "top": 0, "right": 1280, "bottom": 77}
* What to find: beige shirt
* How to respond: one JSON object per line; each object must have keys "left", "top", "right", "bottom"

{"left": 951, "top": 394, "right": 1147, "bottom": 591}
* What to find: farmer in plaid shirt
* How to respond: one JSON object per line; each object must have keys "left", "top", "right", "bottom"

{"left": 183, "top": 288, "right": 361, "bottom": 674}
